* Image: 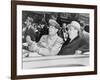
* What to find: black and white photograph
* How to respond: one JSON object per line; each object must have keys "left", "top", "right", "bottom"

{"left": 22, "top": 11, "right": 90, "bottom": 69}
{"left": 11, "top": 1, "right": 97, "bottom": 79}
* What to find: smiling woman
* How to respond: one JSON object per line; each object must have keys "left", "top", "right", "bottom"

{"left": 11, "top": 1, "right": 97, "bottom": 79}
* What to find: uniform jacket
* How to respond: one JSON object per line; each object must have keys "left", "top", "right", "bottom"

{"left": 37, "top": 34, "right": 63, "bottom": 56}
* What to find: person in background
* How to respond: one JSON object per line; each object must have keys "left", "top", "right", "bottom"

{"left": 58, "top": 21, "right": 89, "bottom": 55}
{"left": 39, "top": 21, "right": 49, "bottom": 40}
{"left": 32, "top": 23, "right": 40, "bottom": 42}
{"left": 84, "top": 24, "right": 89, "bottom": 33}
{"left": 28, "top": 20, "right": 63, "bottom": 56}
{"left": 61, "top": 23, "right": 69, "bottom": 42}
{"left": 79, "top": 21, "right": 89, "bottom": 51}
{"left": 22, "top": 17, "right": 36, "bottom": 50}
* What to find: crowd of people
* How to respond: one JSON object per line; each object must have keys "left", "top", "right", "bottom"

{"left": 22, "top": 15, "right": 89, "bottom": 57}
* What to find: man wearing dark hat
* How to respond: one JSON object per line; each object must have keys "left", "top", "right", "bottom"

{"left": 28, "top": 20, "right": 63, "bottom": 56}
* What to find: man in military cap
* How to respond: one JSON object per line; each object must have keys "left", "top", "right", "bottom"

{"left": 28, "top": 19, "right": 63, "bottom": 56}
